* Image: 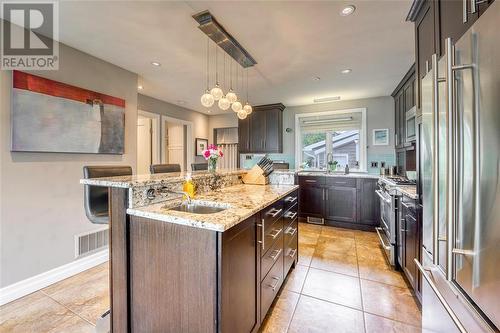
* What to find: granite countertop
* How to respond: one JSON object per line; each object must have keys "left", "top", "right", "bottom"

{"left": 397, "top": 185, "right": 418, "bottom": 199}
{"left": 127, "top": 184, "right": 299, "bottom": 232}
{"left": 80, "top": 169, "right": 247, "bottom": 188}
{"left": 285, "top": 169, "right": 380, "bottom": 179}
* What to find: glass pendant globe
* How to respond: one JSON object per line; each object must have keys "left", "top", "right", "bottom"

{"left": 243, "top": 103, "right": 253, "bottom": 115}
{"left": 210, "top": 84, "right": 223, "bottom": 101}
{"left": 231, "top": 101, "right": 242, "bottom": 112}
{"left": 218, "top": 96, "right": 231, "bottom": 110}
{"left": 201, "top": 90, "right": 215, "bottom": 107}
{"left": 226, "top": 90, "right": 237, "bottom": 104}
{"left": 237, "top": 109, "right": 247, "bottom": 119}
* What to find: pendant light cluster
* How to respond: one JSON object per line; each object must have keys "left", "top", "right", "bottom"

{"left": 200, "top": 38, "right": 253, "bottom": 119}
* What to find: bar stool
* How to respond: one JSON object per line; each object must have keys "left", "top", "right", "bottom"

{"left": 150, "top": 163, "right": 181, "bottom": 174}
{"left": 191, "top": 163, "right": 208, "bottom": 171}
{"left": 82, "top": 165, "right": 132, "bottom": 333}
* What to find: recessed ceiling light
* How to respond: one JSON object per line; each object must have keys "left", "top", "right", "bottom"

{"left": 151, "top": 61, "right": 161, "bottom": 67}
{"left": 313, "top": 76, "right": 321, "bottom": 81}
{"left": 341, "top": 69, "right": 352, "bottom": 74}
{"left": 340, "top": 5, "right": 356, "bottom": 16}
{"left": 314, "top": 96, "right": 341, "bottom": 103}
{"left": 137, "top": 85, "right": 143, "bottom": 90}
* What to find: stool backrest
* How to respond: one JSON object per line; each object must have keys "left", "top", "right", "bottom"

{"left": 150, "top": 164, "right": 181, "bottom": 174}
{"left": 191, "top": 163, "right": 208, "bottom": 171}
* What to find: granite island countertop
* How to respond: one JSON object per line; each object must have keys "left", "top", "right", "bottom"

{"left": 127, "top": 183, "right": 299, "bottom": 232}
{"left": 271, "top": 169, "right": 380, "bottom": 179}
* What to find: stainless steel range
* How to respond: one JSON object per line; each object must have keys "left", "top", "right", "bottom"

{"left": 375, "top": 176, "right": 416, "bottom": 266}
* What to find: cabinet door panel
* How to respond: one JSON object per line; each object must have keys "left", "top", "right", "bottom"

{"left": 238, "top": 118, "right": 250, "bottom": 153}
{"left": 221, "top": 216, "right": 258, "bottom": 333}
{"left": 264, "top": 109, "right": 282, "bottom": 153}
{"left": 358, "top": 179, "right": 379, "bottom": 225}
{"left": 299, "top": 186, "right": 324, "bottom": 218}
{"left": 325, "top": 186, "right": 357, "bottom": 223}
{"left": 404, "top": 213, "right": 418, "bottom": 289}
{"left": 438, "top": 0, "right": 477, "bottom": 56}
{"left": 249, "top": 112, "right": 265, "bottom": 152}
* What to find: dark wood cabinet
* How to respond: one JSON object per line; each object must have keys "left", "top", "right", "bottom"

{"left": 392, "top": 65, "right": 416, "bottom": 149}
{"left": 357, "top": 178, "right": 380, "bottom": 225}
{"left": 324, "top": 186, "right": 357, "bottom": 223}
{"left": 220, "top": 215, "right": 259, "bottom": 333}
{"left": 239, "top": 103, "right": 284, "bottom": 153}
{"left": 298, "top": 175, "right": 379, "bottom": 230}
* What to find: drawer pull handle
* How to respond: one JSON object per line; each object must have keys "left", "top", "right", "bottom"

{"left": 270, "top": 248, "right": 282, "bottom": 261}
{"left": 257, "top": 220, "right": 265, "bottom": 250}
{"left": 269, "top": 228, "right": 282, "bottom": 239}
{"left": 286, "top": 227, "right": 297, "bottom": 236}
{"left": 288, "top": 248, "right": 297, "bottom": 258}
{"left": 285, "top": 196, "right": 297, "bottom": 203}
{"left": 266, "top": 208, "right": 283, "bottom": 218}
{"left": 305, "top": 180, "right": 317, "bottom": 183}
{"left": 269, "top": 276, "right": 280, "bottom": 291}
{"left": 285, "top": 211, "right": 297, "bottom": 220}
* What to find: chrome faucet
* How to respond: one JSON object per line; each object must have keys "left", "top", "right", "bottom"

{"left": 150, "top": 187, "right": 192, "bottom": 204}
{"left": 172, "top": 191, "right": 192, "bottom": 205}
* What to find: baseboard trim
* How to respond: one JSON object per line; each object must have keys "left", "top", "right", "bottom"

{"left": 0, "top": 249, "right": 109, "bottom": 306}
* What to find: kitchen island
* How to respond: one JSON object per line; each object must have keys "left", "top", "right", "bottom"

{"left": 81, "top": 170, "right": 299, "bottom": 333}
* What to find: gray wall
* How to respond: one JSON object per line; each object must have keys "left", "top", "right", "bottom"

{"left": 0, "top": 44, "right": 138, "bottom": 287}
{"left": 208, "top": 113, "right": 238, "bottom": 144}
{"left": 137, "top": 94, "right": 209, "bottom": 164}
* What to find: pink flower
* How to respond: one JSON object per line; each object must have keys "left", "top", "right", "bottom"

{"left": 203, "top": 150, "right": 211, "bottom": 159}
{"left": 219, "top": 150, "right": 223, "bottom": 157}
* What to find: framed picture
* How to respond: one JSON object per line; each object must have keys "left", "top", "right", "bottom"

{"left": 195, "top": 138, "right": 208, "bottom": 156}
{"left": 373, "top": 129, "right": 389, "bottom": 146}
{"left": 11, "top": 70, "right": 125, "bottom": 154}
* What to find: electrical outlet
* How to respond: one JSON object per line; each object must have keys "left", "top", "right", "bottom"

{"left": 245, "top": 155, "right": 253, "bottom": 160}
{"left": 371, "top": 161, "right": 378, "bottom": 168}
{"left": 381, "top": 161, "right": 386, "bottom": 168}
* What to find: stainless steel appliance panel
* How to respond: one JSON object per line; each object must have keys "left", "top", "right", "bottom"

{"left": 453, "top": 3, "right": 500, "bottom": 327}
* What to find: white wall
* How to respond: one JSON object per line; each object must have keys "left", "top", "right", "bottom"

{"left": 0, "top": 44, "right": 138, "bottom": 287}
{"left": 137, "top": 94, "right": 209, "bottom": 164}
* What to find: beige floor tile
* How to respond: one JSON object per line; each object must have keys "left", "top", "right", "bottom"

{"left": 321, "top": 226, "right": 356, "bottom": 239}
{"left": 288, "top": 295, "right": 365, "bottom": 333}
{"left": 361, "top": 279, "right": 421, "bottom": 327}
{"left": 0, "top": 291, "right": 94, "bottom": 333}
{"left": 364, "top": 313, "right": 421, "bottom": 333}
{"left": 316, "top": 236, "right": 357, "bottom": 256}
{"left": 298, "top": 243, "right": 316, "bottom": 266}
{"left": 302, "top": 268, "right": 362, "bottom": 310}
{"left": 298, "top": 222, "right": 322, "bottom": 235}
{"left": 260, "top": 290, "right": 300, "bottom": 333}
{"left": 42, "top": 263, "right": 109, "bottom": 325}
{"left": 357, "top": 248, "right": 407, "bottom": 288}
{"left": 298, "top": 232, "right": 320, "bottom": 246}
{"left": 354, "top": 230, "right": 380, "bottom": 245}
{"left": 311, "top": 248, "right": 358, "bottom": 277}
{"left": 283, "top": 265, "right": 309, "bottom": 293}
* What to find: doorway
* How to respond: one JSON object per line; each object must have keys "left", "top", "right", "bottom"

{"left": 137, "top": 110, "right": 160, "bottom": 174}
{"left": 161, "top": 116, "right": 194, "bottom": 171}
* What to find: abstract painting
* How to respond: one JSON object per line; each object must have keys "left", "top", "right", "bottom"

{"left": 195, "top": 138, "right": 208, "bottom": 156}
{"left": 372, "top": 128, "right": 389, "bottom": 146}
{"left": 11, "top": 70, "right": 125, "bottom": 154}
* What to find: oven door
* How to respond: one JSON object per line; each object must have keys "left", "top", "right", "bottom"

{"left": 376, "top": 188, "right": 396, "bottom": 265}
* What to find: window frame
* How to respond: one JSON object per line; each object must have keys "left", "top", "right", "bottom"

{"left": 295, "top": 108, "right": 367, "bottom": 172}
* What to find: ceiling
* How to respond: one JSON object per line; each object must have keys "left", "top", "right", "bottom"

{"left": 55, "top": 1, "right": 414, "bottom": 114}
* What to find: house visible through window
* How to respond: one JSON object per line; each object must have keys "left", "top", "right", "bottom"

{"left": 296, "top": 109, "right": 366, "bottom": 171}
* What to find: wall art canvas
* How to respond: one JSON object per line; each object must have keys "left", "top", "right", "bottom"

{"left": 11, "top": 70, "right": 125, "bottom": 154}
{"left": 195, "top": 138, "right": 208, "bottom": 156}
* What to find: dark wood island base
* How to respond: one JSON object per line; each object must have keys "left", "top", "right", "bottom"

{"left": 109, "top": 187, "right": 299, "bottom": 333}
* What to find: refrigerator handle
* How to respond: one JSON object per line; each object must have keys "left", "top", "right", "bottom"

{"left": 445, "top": 37, "right": 474, "bottom": 281}
{"left": 463, "top": 0, "right": 468, "bottom": 22}
{"left": 415, "top": 259, "right": 467, "bottom": 333}
{"left": 431, "top": 53, "right": 440, "bottom": 266}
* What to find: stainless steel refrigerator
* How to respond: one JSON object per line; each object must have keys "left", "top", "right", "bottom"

{"left": 419, "top": 2, "right": 500, "bottom": 332}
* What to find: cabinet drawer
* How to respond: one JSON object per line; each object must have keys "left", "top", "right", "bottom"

{"left": 283, "top": 190, "right": 298, "bottom": 211}
{"left": 284, "top": 219, "right": 298, "bottom": 246}
{"left": 262, "top": 200, "right": 284, "bottom": 231}
{"left": 283, "top": 203, "right": 298, "bottom": 226}
{"left": 261, "top": 232, "right": 284, "bottom": 281}
{"left": 325, "top": 177, "right": 356, "bottom": 187}
{"left": 261, "top": 255, "right": 284, "bottom": 319}
{"left": 284, "top": 231, "right": 298, "bottom": 275}
{"left": 260, "top": 219, "right": 283, "bottom": 256}
{"left": 298, "top": 175, "right": 325, "bottom": 186}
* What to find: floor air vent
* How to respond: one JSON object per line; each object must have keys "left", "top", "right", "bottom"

{"left": 75, "top": 228, "right": 109, "bottom": 258}
{"left": 307, "top": 217, "right": 324, "bottom": 225}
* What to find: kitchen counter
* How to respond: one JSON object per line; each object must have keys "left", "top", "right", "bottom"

{"left": 271, "top": 169, "right": 380, "bottom": 179}
{"left": 127, "top": 184, "right": 298, "bottom": 232}
{"left": 397, "top": 185, "right": 418, "bottom": 199}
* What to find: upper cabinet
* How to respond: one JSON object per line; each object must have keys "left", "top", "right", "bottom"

{"left": 238, "top": 103, "right": 285, "bottom": 154}
{"left": 407, "top": 0, "right": 495, "bottom": 110}
{"left": 392, "top": 65, "right": 416, "bottom": 148}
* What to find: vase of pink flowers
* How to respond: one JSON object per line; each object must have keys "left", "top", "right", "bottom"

{"left": 203, "top": 144, "right": 223, "bottom": 172}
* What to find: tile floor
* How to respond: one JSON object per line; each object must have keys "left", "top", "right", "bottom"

{"left": 0, "top": 223, "right": 422, "bottom": 333}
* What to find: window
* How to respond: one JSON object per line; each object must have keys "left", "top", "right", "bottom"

{"left": 296, "top": 109, "right": 366, "bottom": 171}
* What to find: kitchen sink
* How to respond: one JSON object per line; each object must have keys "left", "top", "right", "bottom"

{"left": 169, "top": 202, "right": 227, "bottom": 214}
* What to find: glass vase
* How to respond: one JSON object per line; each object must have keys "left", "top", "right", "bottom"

{"left": 208, "top": 158, "right": 217, "bottom": 172}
